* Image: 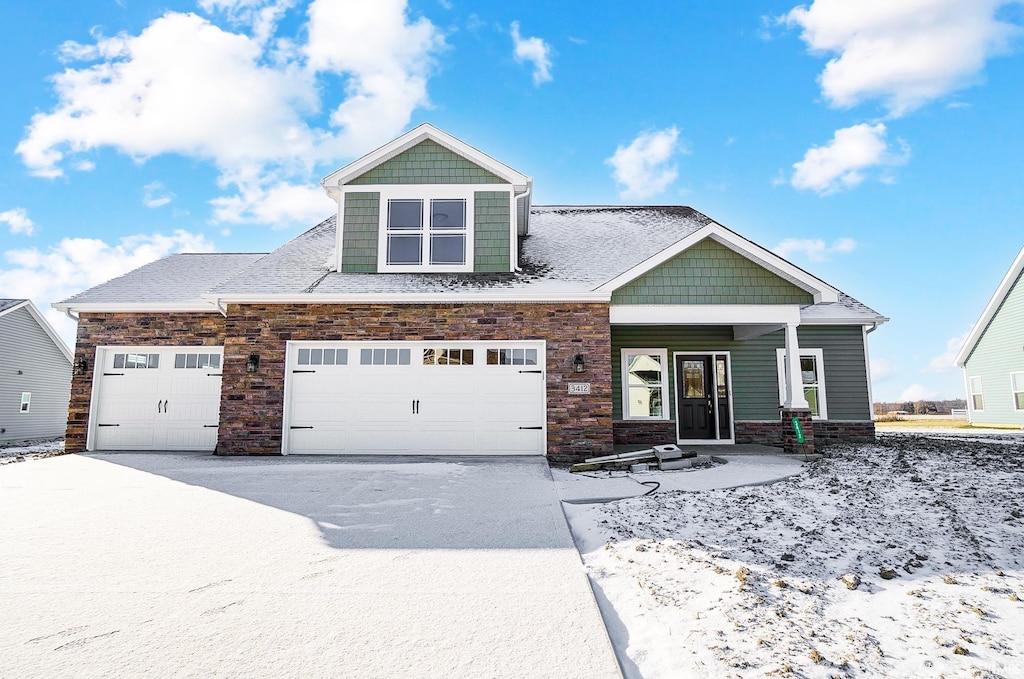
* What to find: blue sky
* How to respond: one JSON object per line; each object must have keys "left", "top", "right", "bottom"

{"left": 1, "top": 0, "right": 1023, "bottom": 403}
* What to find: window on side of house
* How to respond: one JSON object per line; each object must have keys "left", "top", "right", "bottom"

{"left": 1013, "top": 373, "right": 1024, "bottom": 411}
{"left": 776, "top": 348, "right": 828, "bottom": 419}
{"left": 20, "top": 392, "right": 31, "bottom": 413}
{"left": 621, "top": 349, "right": 668, "bottom": 420}
{"left": 969, "top": 376, "right": 984, "bottom": 411}
{"left": 384, "top": 197, "right": 468, "bottom": 269}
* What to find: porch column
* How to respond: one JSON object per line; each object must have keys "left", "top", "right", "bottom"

{"left": 782, "top": 322, "right": 810, "bottom": 409}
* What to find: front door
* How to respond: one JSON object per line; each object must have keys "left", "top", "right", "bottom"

{"left": 675, "top": 355, "right": 715, "bottom": 439}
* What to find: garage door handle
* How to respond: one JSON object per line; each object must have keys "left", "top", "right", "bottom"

{"left": 293, "top": 369, "right": 316, "bottom": 373}
{"left": 203, "top": 425, "right": 218, "bottom": 428}
{"left": 163, "top": 400, "right": 168, "bottom": 413}
{"left": 97, "top": 423, "right": 120, "bottom": 427}
{"left": 207, "top": 373, "right": 222, "bottom": 377}
{"left": 412, "top": 399, "right": 420, "bottom": 414}
{"left": 103, "top": 372, "right": 125, "bottom": 376}
{"left": 519, "top": 426, "right": 543, "bottom": 430}
{"left": 518, "top": 370, "right": 543, "bottom": 374}
{"left": 290, "top": 426, "right": 314, "bottom": 430}
{"left": 157, "top": 400, "right": 162, "bottom": 413}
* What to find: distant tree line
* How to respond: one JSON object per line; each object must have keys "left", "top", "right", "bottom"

{"left": 873, "top": 399, "right": 967, "bottom": 415}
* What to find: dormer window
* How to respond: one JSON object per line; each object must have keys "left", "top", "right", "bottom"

{"left": 386, "top": 199, "right": 467, "bottom": 267}
{"left": 378, "top": 188, "right": 475, "bottom": 272}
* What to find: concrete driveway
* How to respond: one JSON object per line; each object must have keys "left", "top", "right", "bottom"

{"left": 0, "top": 453, "right": 621, "bottom": 679}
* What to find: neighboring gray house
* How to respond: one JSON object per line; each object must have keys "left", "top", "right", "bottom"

{"left": 0, "top": 299, "right": 73, "bottom": 442}
{"left": 955, "top": 246, "right": 1024, "bottom": 427}
{"left": 54, "top": 124, "right": 887, "bottom": 461}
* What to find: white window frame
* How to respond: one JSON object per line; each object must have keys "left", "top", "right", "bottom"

{"left": 776, "top": 348, "right": 828, "bottom": 420}
{"left": 621, "top": 348, "right": 669, "bottom": 420}
{"left": 969, "top": 375, "right": 985, "bottom": 412}
{"left": 377, "top": 186, "right": 481, "bottom": 273}
{"left": 20, "top": 392, "right": 31, "bottom": 413}
{"left": 1012, "top": 372, "right": 1024, "bottom": 411}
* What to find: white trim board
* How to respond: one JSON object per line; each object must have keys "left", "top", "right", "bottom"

{"left": 597, "top": 222, "right": 840, "bottom": 304}
{"left": 321, "top": 123, "right": 532, "bottom": 189}
{"left": 610, "top": 304, "right": 801, "bottom": 326}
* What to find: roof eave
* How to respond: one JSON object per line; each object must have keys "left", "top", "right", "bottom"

{"left": 954, "top": 245, "right": 1024, "bottom": 367}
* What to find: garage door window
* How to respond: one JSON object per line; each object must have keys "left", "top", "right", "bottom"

{"left": 174, "top": 353, "right": 221, "bottom": 369}
{"left": 297, "top": 348, "right": 348, "bottom": 365}
{"left": 113, "top": 353, "right": 160, "bottom": 369}
{"left": 486, "top": 348, "right": 538, "bottom": 366}
{"left": 360, "top": 348, "right": 412, "bottom": 366}
{"left": 424, "top": 348, "right": 474, "bottom": 365}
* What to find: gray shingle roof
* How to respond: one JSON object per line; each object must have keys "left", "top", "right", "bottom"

{"left": 58, "top": 253, "right": 266, "bottom": 305}
{"left": 0, "top": 299, "right": 27, "bottom": 314}
{"left": 209, "top": 206, "right": 714, "bottom": 296}
{"left": 56, "top": 207, "right": 885, "bottom": 323}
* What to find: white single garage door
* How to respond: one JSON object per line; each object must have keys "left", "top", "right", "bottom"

{"left": 283, "top": 341, "right": 546, "bottom": 455}
{"left": 90, "top": 347, "right": 223, "bottom": 451}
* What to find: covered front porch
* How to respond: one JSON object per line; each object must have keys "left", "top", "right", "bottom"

{"left": 609, "top": 304, "right": 818, "bottom": 455}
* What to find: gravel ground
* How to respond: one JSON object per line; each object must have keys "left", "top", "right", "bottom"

{"left": 0, "top": 438, "right": 64, "bottom": 464}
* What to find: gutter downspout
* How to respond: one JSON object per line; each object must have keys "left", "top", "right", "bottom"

{"left": 214, "top": 298, "right": 228, "bottom": 317}
{"left": 60, "top": 307, "right": 79, "bottom": 322}
{"left": 512, "top": 183, "right": 532, "bottom": 273}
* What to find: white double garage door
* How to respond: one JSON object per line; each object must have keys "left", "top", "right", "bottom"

{"left": 89, "top": 341, "right": 547, "bottom": 455}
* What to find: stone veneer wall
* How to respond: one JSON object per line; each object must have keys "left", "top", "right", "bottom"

{"left": 813, "top": 420, "right": 875, "bottom": 444}
{"left": 217, "top": 303, "right": 612, "bottom": 464}
{"left": 613, "top": 420, "right": 676, "bottom": 445}
{"left": 65, "top": 312, "right": 227, "bottom": 453}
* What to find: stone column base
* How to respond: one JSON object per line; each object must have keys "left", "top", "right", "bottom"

{"left": 780, "top": 408, "right": 815, "bottom": 455}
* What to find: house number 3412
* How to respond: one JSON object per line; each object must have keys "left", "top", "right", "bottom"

{"left": 567, "top": 383, "right": 591, "bottom": 395}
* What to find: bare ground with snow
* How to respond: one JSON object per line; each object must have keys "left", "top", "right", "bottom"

{"left": 565, "top": 434, "right": 1024, "bottom": 678}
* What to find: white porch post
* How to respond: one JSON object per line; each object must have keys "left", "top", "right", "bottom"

{"left": 783, "top": 322, "right": 810, "bottom": 409}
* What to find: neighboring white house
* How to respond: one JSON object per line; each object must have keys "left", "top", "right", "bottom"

{"left": 954, "top": 247, "right": 1024, "bottom": 428}
{"left": 0, "top": 299, "right": 73, "bottom": 442}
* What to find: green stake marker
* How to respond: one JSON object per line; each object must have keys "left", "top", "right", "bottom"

{"left": 792, "top": 417, "right": 805, "bottom": 444}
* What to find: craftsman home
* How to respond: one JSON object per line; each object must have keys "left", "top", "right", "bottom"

{"left": 0, "top": 299, "right": 73, "bottom": 442}
{"left": 55, "top": 124, "right": 886, "bottom": 461}
{"left": 955, "top": 246, "right": 1024, "bottom": 428}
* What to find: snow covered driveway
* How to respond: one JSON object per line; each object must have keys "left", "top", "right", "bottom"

{"left": 0, "top": 453, "right": 620, "bottom": 679}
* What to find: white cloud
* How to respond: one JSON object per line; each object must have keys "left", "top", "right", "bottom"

{"left": 510, "top": 21, "right": 553, "bottom": 85}
{"left": 143, "top": 182, "right": 174, "bottom": 208}
{"left": 871, "top": 357, "right": 893, "bottom": 382}
{"left": 209, "top": 180, "right": 333, "bottom": 227}
{"left": 773, "top": 236, "right": 857, "bottom": 262}
{"left": 899, "top": 383, "right": 941, "bottom": 401}
{"left": 923, "top": 331, "right": 971, "bottom": 373}
{"left": 0, "top": 208, "right": 36, "bottom": 236}
{"left": 791, "top": 123, "right": 909, "bottom": 194}
{"left": 0, "top": 230, "right": 214, "bottom": 346}
{"left": 783, "top": 0, "right": 1024, "bottom": 116}
{"left": 17, "top": 2, "right": 444, "bottom": 228}
{"left": 606, "top": 127, "right": 684, "bottom": 199}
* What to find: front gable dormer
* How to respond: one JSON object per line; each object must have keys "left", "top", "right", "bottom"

{"left": 321, "top": 124, "right": 533, "bottom": 274}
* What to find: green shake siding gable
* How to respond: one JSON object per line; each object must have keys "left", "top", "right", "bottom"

{"left": 348, "top": 140, "right": 506, "bottom": 185}
{"left": 964, "top": 267, "right": 1024, "bottom": 425}
{"left": 341, "top": 192, "right": 379, "bottom": 273}
{"left": 612, "top": 238, "right": 814, "bottom": 305}
{"left": 474, "top": 191, "right": 511, "bottom": 272}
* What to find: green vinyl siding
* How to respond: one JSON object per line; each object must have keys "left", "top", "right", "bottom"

{"left": 341, "top": 192, "right": 379, "bottom": 273}
{"left": 963, "top": 268, "right": 1024, "bottom": 425}
{"left": 611, "top": 238, "right": 814, "bottom": 305}
{"left": 611, "top": 324, "right": 870, "bottom": 421}
{"left": 348, "top": 140, "right": 507, "bottom": 185}
{"left": 474, "top": 191, "right": 511, "bottom": 272}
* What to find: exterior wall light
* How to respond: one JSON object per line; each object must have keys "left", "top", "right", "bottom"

{"left": 573, "top": 353, "right": 586, "bottom": 373}
{"left": 246, "top": 353, "right": 260, "bottom": 373}
{"left": 73, "top": 357, "right": 88, "bottom": 376}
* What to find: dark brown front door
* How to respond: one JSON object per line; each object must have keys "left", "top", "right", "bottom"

{"left": 676, "top": 355, "right": 716, "bottom": 439}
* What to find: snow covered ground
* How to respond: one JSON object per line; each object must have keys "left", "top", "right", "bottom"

{"left": 563, "top": 434, "right": 1024, "bottom": 678}
{"left": 0, "top": 437, "right": 63, "bottom": 464}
